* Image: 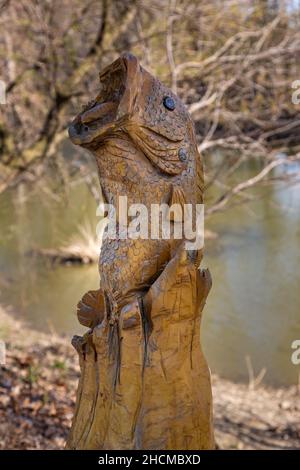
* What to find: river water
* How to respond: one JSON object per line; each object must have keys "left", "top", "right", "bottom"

{"left": 0, "top": 158, "right": 299, "bottom": 387}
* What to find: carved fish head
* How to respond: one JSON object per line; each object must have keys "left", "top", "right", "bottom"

{"left": 69, "top": 53, "right": 198, "bottom": 177}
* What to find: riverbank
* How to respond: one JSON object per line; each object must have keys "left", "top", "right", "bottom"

{"left": 0, "top": 307, "right": 299, "bottom": 450}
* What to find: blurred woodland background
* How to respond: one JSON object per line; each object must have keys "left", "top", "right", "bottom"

{"left": 0, "top": 0, "right": 300, "bottom": 450}
{"left": 0, "top": 0, "right": 300, "bottom": 208}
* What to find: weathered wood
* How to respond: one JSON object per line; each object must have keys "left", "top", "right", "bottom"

{"left": 67, "top": 245, "right": 214, "bottom": 450}
{"left": 66, "top": 53, "right": 215, "bottom": 450}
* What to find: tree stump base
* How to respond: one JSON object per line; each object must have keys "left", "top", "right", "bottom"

{"left": 66, "top": 246, "right": 215, "bottom": 450}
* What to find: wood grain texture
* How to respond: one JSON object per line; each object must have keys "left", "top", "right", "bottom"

{"left": 67, "top": 53, "right": 215, "bottom": 450}
{"left": 67, "top": 244, "right": 214, "bottom": 450}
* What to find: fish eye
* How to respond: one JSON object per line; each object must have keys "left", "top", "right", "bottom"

{"left": 163, "top": 96, "right": 176, "bottom": 111}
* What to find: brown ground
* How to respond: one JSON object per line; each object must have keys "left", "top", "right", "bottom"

{"left": 0, "top": 307, "right": 299, "bottom": 450}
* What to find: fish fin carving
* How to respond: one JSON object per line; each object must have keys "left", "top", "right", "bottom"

{"left": 168, "top": 185, "right": 187, "bottom": 221}
{"left": 127, "top": 125, "right": 186, "bottom": 176}
{"left": 77, "top": 289, "right": 105, "bottom": 328}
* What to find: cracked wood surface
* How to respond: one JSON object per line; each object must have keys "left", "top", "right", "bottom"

{"left": 66, "top": 54, "right": 214, "bottom": 450}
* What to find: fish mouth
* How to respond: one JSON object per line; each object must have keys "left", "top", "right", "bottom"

{"left": 68, "top": 53, "right": 141, "bottom": 147}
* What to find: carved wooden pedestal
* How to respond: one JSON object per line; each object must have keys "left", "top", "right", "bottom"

{"left": 66, "top": 245, "right": 215, "bottom": 450}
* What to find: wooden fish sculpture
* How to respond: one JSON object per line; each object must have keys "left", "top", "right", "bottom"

{"left": 69, "top": 53, "right": 204, "bottom": 326}
{"left": 67, "top": 53, "right": 214, "bottom": 450}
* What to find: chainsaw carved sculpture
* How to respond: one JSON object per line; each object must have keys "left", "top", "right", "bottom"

{"left": 66, "top": 53, "right": 215, "bottom": 450}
